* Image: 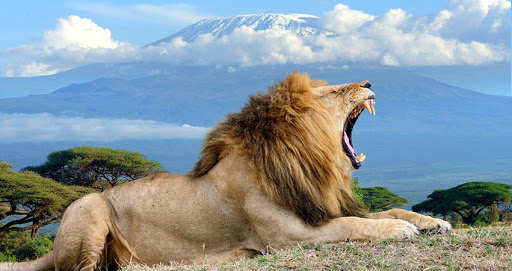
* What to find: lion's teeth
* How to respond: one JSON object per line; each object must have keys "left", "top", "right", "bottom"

{"left": 363, "top": 101, "right": 372, "bottom": 115}
{"left": 350, "top": 101, "right": 375, "bottom": 119}
{"left": 356, "top": 153, "right": 366, "bottom": 162}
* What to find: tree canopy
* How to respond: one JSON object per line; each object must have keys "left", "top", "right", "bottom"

{"left": 0, "top": 162, "right": 94, "bottom": 239}
{"left": 352, "top": 178, "right": 409, "bottom": 212}
{"left": 412, "top": 182, "right": 512, "bottom": 224}
{"left": 352, "top": 178, "right": 364, "bottom": 204}
{"left": 24, "top": 146, "right": 166, "bottom": 189}
{"left": 362, "top": 186, "right": 409, "bottom": 212}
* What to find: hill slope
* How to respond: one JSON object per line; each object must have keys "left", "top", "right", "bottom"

{"left": 0, "top": 64, "right": 510, "bottom": 131}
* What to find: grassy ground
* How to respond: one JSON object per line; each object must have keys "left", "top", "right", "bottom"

{"left": 124, "top": 225, "right": 512, "bottom": 271}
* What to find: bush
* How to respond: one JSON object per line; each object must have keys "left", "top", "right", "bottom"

{"left": 14, "top": 235, "right": 54, "bottom": 261}
{"left": 0, "top": 252, "right": 15, "bottom": 262}
{"left": 0, "top": 231, "right": 31, "bottom": 257}
{"left": 0, "top": 231, "right": 54, "bottom": 262}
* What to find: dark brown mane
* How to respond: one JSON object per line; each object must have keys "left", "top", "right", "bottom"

{"left": 191, "top": 72, "right": 367, "bottom": 226}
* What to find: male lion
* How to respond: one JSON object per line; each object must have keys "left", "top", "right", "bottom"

{"left": 2, "top": 73, "right": 451, "bottom": 271}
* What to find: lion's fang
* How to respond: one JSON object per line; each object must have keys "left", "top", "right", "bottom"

{"left": 363, "top": 101, "right": 372, "bottom": 115}
{"left": 356, "top": 153, "right": 366, "bottom": 162}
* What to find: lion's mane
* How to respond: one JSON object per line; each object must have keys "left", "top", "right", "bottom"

{"left": 191, "top": 73, "right": 366, "bottom": 226}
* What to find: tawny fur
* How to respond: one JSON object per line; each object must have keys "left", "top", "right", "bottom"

{"left": 191, "top": 73, "right": 366, "bottom": 225}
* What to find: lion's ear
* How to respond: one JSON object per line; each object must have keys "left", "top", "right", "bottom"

{"left": 268, "top": 73, "right": 315, "bottom": 121}
{"left": 283, "top": 72, "right": 312, "bottom": 94}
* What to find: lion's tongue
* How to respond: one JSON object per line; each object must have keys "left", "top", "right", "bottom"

{"left": 343, "top": 132, "right": 355, "bottom": 156}
{"left": 344, "top": 131, "right": 366, "bottom": 163}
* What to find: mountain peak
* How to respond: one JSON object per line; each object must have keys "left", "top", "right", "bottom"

{"left": 149, "top": 14, "right": 332, "bottom": 45}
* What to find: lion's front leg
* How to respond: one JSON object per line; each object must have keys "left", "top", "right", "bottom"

{"left": 244, "top": 189, "right": 420, "bottom": 247}
{"left": 250, "top": 214, "right": 420, "bottom": 248}
{"left": 367, "top": 209, "right": 452, "bottom": 234}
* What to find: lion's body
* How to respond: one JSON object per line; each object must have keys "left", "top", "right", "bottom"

{"left": 55, "top": 162, "right": 264, "bottom": 267}
{"left": 1, "top": 73, "right": 451, "bottom": 271}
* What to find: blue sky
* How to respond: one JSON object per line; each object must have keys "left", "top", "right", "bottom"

{"left": 0, "top": 0, "right": 510, "bottom": 80}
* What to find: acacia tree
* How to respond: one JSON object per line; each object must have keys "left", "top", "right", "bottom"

{"left": 412, "top": 182, "right": 512, "bottom": 225}
{"left": 352, "top": 178, "right": 409, "bottom": 212}
{"left": 24, "top": 146, "right": 166, "bottom": 189}
{"left": 0, "top": 162, "right": 94, "bottom": 239}
{"left": 362, "top": 186, "right": 409, "bottom": 212}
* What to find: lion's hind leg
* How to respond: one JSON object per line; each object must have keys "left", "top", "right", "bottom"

{"left": 367, "top": 209, "right": 452, "bottom": 234}
{"left": 53, "top": 193, "right": 113, "bottom": 271}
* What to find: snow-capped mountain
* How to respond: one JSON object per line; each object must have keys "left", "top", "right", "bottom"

{"left": 149, "top": 14, "right": 333, "bottom": 45}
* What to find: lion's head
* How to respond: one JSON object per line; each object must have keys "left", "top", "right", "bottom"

{"left": 312, "top": 80, "right": 375, "bottom": 170}
{"left": 191, "top": 73, "right": 374, "bottom": 226}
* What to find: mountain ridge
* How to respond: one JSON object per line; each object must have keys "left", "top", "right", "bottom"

{"left": 149, "top": 13, "right": 334, "bottom": 45}
{"left": 0, "top": 63, "right": 509, "bottom": 134}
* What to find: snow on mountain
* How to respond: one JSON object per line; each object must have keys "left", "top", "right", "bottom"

{"left": 149, "top": 14, "right": 334, "bottom": 45}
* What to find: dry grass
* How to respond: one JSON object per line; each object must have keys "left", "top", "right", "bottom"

{"left": 123, "top": 225, "right": 512, "bottom": 271}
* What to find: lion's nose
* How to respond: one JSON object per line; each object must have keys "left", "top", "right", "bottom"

{"left": 363, "top": 82, "right": 372, "bottom": 89}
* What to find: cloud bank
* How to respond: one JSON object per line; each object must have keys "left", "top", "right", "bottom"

{"left": 1, "top": 0, "right": 510, "bottom": 76}
{"left": 0, "top": 113, "right": 209, "bottom": 142}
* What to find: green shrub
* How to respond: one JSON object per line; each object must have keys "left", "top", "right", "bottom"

{"left": 0, "top": 231, "right": 31, "bottom": 257}
{"left": 0, "top": 252, "right": 16, "bottom": 262}
{"left": 0, "top": 232, "right": 55, "bottom": 262}
{"left": 14, "top": 235, "right": 53, "bottom": 261}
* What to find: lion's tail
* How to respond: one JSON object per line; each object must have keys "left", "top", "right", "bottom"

{"left": 0, "top": 251, "right": 54, "bottom": 271}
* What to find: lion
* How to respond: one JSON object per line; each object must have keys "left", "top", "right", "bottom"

{"left": 2, "top": 73, "right": 451, "bottom": 271}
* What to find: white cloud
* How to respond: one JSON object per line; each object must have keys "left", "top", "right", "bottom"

{"left": 0, "top": 0, "right": 510, "bottom": 77}
{"left": 0, "top": 15, "right": 132, "bottom": 76}
{"left": 43, "top": 15, "right": 119, "bottom": 49}
{"left": 424, "top": 10, "right": 454, "bottom": 33}
{"left": 70, "top": 2, "right": 207, "bottom": 25}
{"left": 142, "top": 27, "right": 317, "bottom": 66}
{"left": 0, "top": 113, "right": 208, "bottom": 142}
{"left": 361, "top": 7, "right": 509, "bottom": 66}
{"left": 374, "top": 8, "right": 413, "bottom": 30}
{"left": 424, "top": 0, "right": 511, "bottom": 43}
{"left": 4, "top": 62, "right": 60, "bottom": 77}
{"left": 319, "top": 4, "right": 375, "bottom": 34}
{"left": 380, "top": 54, "right": 400, "bottom": 66}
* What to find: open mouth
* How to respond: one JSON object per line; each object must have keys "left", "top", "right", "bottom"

{"left": 342, "top": 97, "right": 375, "bottom": 169}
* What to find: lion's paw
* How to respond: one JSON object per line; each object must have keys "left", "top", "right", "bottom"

{"left": 415, "top": 217, "right": 452, "bottom": 234}
{"left": 377, "top": 219, "right": 419, "bottom": 240}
